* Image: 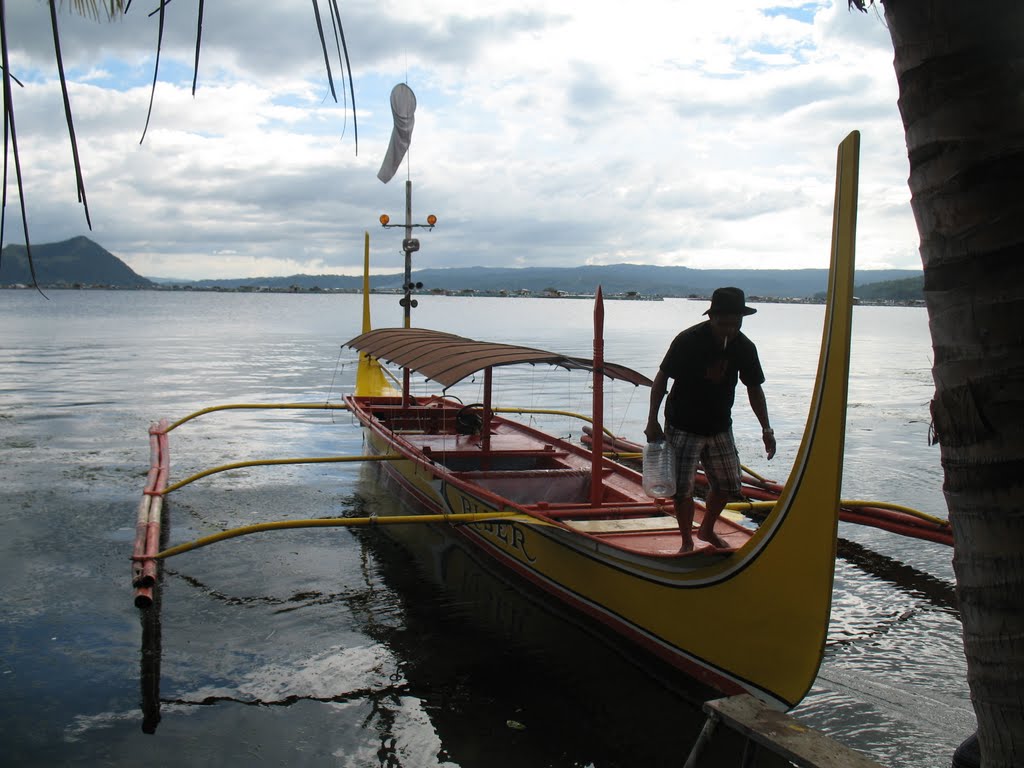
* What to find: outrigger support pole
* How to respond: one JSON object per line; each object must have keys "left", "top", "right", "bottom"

{"left": 590, "top": 287, "right": 606, "bottom": 507}
{"left": 482, "top": 367, "right": 494, "bottom": 464}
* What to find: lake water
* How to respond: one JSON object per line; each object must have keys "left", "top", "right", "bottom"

{"left": 0, "top": 290, "right": 974, "bottom": 767}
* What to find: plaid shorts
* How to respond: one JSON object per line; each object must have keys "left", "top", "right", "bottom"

{"left": 665, "top": 425, "right": 741, "bottom": 498}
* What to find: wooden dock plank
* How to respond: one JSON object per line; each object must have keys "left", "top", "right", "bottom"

{"left": 701, "top": 695, "right": 885, "bottom": 768}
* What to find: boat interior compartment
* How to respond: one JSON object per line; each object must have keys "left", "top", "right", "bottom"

{"left": 420, "top": 448, "right": 570, "bottom": 472}
{"left": 452, "top": 468, "right": 591, "bottom": 504}
{"left": 369, "top": 402, "right": 498, "bottom": 435}
{"left": 365, "top": 399, "right": 649, "bottom": 505}
{"left": 389, "top": 422, "right": 576, "bottom": 472}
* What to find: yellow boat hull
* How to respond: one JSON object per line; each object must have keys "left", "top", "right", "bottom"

{"left": 351, "top": 130, "right": 860, "bottom": 709}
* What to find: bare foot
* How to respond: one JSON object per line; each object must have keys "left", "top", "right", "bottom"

{"left": 678, "top": 535, "right": 695, "bottom": 553}
{"left": 697, "top": 529, "right": 728, "bottom": 549}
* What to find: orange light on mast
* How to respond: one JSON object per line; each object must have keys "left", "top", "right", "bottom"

{"left": 379, "top": 214, "right": 390, "bottom": 226}
{"left": 427, "top": 215, "right": 437, "bottom": 226}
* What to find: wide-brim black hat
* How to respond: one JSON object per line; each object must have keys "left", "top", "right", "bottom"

{"left": 704, "top": 286, "right": 757, "bottom": 316}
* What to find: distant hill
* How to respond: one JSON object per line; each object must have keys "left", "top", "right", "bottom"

{"left": 183, "top": 273, "right": 367, "bottom": 291}
{"left": 0, "top": 236, "right": 154, "bottom": 288}
{"left": 853, "top": 275, "right": 924, "bottom": 302}
{"left": 811, "top": 274, "right": 924, "bottom": 303}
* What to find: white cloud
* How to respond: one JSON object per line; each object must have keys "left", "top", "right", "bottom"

{"left": 1, "top": 0, "right": 919, "bottom": 279}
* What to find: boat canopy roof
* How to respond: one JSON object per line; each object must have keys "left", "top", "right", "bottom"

{"left": 346, "top": 327, "right": 653, "bottom": 389}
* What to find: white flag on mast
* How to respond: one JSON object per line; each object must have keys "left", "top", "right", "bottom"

{"left": 377, "top": 84, "right": 417, "bottom": 183}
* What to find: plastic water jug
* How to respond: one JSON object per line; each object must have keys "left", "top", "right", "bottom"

{"left": 642, "top": 440, "right": 676, "bottom": 498}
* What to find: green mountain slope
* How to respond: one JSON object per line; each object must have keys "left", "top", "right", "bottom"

{"left": 0, "top": 236, "right": 155, "bottom": 288}
{"left": 854, "top": 275, "right": 924, "bottom": 302}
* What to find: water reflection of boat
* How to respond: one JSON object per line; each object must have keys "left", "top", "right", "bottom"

{"left": 835, "top": 538, "right": 957, "bottom": 612}
{"left": 350, "top": 463, "right": 793, "bottom": 768}
{"left": 139, "top": 592, "right": 162, "bottom": 734}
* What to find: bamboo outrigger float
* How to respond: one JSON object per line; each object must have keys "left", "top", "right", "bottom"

{"left": 132, "top": 131, "right": 903, "bottom": 711}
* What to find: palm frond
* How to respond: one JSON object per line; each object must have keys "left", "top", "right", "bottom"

{"left": 49, "top": 0, "right": 92, "bottom": 229}
{"left": 191, "top": 0, "right": 204, "bottom": 95}
{"left": 139, "top": 0, "right": 167, "bottom": 144}
{"left": 0, "top": 0, "right": 46, "bottom": 296}
{"left": 329, "top": 0, "right": 358, "bottom": 155}
{"left": 61, "top": 1, "right": 127, "bottom": 21}
{"left": 312, "top": 0, "right": 338, "bottom": 103}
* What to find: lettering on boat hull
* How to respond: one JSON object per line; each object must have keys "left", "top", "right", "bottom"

{"left": 442, "top": 481, "right": 537, "bottom": 563}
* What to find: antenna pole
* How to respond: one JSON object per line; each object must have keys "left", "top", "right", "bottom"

{"left": 378, "top": 177, "right": 436, "bottom": 405}
{"left": 400, "top": 181, "right": 414, "bottom": 404}
{"left": 403, "top": 180, "right": 413, "bottom": 329}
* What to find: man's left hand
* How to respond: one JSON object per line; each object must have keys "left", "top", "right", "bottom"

{"left": 762, "top": 429, "right": 776, "bottom": 460}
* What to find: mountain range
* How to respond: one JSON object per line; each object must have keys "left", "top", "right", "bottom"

{"left": 0, "top": 236, "right": 923, "bottom": 300}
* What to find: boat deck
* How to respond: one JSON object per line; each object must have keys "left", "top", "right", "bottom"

{"left": 370, "top": 400, "right": 751, "bottom": 557}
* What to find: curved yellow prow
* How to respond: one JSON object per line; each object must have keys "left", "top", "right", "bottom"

{"left": 619, "top": 131, "right": 860, "bottom": 709}
{"left": 708, "top": 129, "right": 859, "bottom": 706}
{"left": 355, "top": 231, "right": 399, "bottom": 397}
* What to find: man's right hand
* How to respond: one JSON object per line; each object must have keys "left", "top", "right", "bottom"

{"left": 644, "top": 421, "right": 665, "bottom": 443}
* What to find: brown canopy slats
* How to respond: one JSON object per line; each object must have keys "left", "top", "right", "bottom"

{"left": 346, "top": 327, "right": 652, "bottom": 389}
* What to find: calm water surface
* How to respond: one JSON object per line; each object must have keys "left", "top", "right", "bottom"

{"left": 0, "top": 290, "right": 972, "bottom": 767}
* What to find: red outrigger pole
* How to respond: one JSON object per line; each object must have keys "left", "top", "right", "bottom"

{"left": 133, "top": 418, "right": 169, "bottom": 608}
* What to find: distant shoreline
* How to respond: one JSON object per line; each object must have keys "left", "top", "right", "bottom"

{"left": 0, "top": 284, "right": 927, "bottom": 307}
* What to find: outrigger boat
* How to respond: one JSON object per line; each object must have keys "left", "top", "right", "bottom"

{"left": 132, "top": 131, "right": 865, "bottom": 711}
{"left": 338, "top": 133, "right": 858, "bottom": 710}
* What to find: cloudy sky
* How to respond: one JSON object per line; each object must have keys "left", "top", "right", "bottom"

{"left": 5, "top": 0, "right": 916, "bottom": 280}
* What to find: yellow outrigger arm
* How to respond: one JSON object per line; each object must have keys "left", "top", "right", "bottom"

{"left": 493, "top": 406, "right": 621, "bottom": 439}
{"left": 725, "top": 498, "right": 949, "bottom": 528}
{"left": 160, "top": 454, "right": 402, "bottom": 495}
{"left": 164, "top": 402, "right": 350, "bottom": 433}
{"left": 156, "top": 406, "right": 628, "bottom": 496}
{"left": 141, "top": 511, "right": 537, "bottom": 561}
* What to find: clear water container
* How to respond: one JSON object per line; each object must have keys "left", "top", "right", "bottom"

{"left": 642, "top": 440, "right": 676, "bottom": 498}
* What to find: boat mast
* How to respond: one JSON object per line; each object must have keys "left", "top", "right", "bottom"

{"left": 400, "top": 181, "right": 413, "bottom": 403}
{"left": 378, "top": 180, "right": 436, "bottom": 405}
{"left": 401, "top": 180, "right": 414, "bottom": 329}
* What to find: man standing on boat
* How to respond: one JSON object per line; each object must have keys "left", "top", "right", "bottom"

{"left": 645, "top": 287, "right": 776, "bottom": 552}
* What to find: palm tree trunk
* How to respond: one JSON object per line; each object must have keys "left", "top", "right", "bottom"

{"left": 880, "top": 1, "right": 1024, "bottom": 764}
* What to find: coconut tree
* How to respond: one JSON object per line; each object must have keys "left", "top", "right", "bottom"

{"left": 851, "top": 1, "right": 1024, "bottom": 765}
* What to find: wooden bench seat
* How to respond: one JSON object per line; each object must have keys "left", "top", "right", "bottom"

{"left": 564, "top": 516, "right": 680, "bottom": 534}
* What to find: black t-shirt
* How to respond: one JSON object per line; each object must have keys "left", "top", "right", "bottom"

{"left": 659, "top": 321, "right": 765, "bottom": 435}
